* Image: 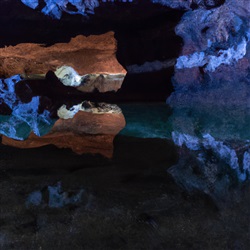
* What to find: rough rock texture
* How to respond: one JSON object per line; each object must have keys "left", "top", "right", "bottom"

{"left": 2, "top": 106, "right": 126, "bottom": 158}
{"left": 168, "top": 144, "right": 245, "bottom": 208}
{"left": 0, "top": 32, "right": 126, "bottom": 92}
{"left": 20, "top": 0, "right": 99, "bottom": 19}
{"left": 151, "top": 0, "right": 225, "bottom": 10}
{"left": 168, "top": 0, "right": 250, "bottom": 106}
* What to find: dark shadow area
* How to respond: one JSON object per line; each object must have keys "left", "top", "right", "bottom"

{"left": 116, "top": 68, "right": 175, "bottom": 101}
{"left": 1, "top": 135, "right": 250, "bottom": 249}
{"left": 0, "top": 135, "right": 178, "bottom": 171}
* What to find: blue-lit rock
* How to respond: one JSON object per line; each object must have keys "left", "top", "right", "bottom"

{"left": 169, "top": 0, "right": 250, "bottom": 107}
{"left": 0, "top": 75, "right": 54, "bottom": 140}
{"left": 21, "top": 0, "right": 39, "bottom": 9}
{"left": 169, "top": 131, "right": 250, "bottom": 206}
{"left": 21, "top": 0, "right": 99, "bottom": 18}
{"left": 167, "top": 102, "right": 250, "bottom": 205}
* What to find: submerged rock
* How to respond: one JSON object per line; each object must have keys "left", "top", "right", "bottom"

{"left": 26, "top": 182, "right": 85, "bottom": 208}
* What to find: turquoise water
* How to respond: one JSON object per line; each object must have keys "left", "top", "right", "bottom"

{"left": 1, "top": 99, "right": 250, "bottom": 143}
{"left": 120, "top": 103, "right": 250, "bottom": 142}
{"left": 119, "top": 103, "right": 173, "bottom": 139}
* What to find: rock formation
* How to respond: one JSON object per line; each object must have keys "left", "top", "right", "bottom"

{"left": 2, "top": 1, "right": 250, "bottom": 248}
{"left": 0, "top": 32, "right": 126, "bottom": 93}
{"left": 0, "top": 30, "right": 127, "bottom": 157}
{"left": 168, "top": 0, "right": 250, "bottom": 107}
{"left": 163, "top": 0, "right": 250, "bottom": 200}
{"left": 2, "top": 0, "right": 250, "bottom": 158}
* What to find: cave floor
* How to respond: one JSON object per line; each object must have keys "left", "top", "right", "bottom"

{"left": 0, "top": 135, "right": 250, "bottom": 250}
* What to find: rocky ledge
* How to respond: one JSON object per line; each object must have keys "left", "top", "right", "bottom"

{"left": 0, "top": 31, "right": 126, "bottom": 93}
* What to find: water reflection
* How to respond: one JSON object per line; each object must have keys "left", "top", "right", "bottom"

{"left": 120, "top": 103, "right": 250, "bottom": 141}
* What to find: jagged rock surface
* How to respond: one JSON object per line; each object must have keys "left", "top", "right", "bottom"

{"left": 168, "top": 0, "right": 250, "bottom": 106}
{"left": 0, "top": 32, "right": 126, "bottom": 93}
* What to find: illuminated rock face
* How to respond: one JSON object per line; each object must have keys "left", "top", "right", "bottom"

{"left": 0, "top": 32, "right": 126, "bottom": 93}
{"left": 54, "top": 65, "right": 125, "bottom": 93}
{"left": 21, "top": 0, "right": 99, "bottom": 19}
{"left": 168, "top": 0, "right": 250, "bottom": 107}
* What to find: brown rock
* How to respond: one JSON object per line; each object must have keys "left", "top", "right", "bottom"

{"left": 0, "top": 31, "right": 125, "bottom": 76}
{"left": 0, "top": 32, "right": 126, "bottom": 92}
{"left": 2, "top": 111, "right": 126, "bottom": 158}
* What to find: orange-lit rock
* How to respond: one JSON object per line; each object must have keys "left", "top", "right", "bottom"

{"left": 0, "top": 31, "right": 126, "bottom": 92}
{"left": 2, "top": 104, "right": 126, "bottom": 158}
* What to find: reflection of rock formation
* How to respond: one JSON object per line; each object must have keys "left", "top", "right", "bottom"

{"left": 166, "top": 103, "right": 250, "bottom": 205}
{"left": 2, "top": 102, "right": 125, "bottom": 158}
{"left": 169, "top": 132, "right": 250, "bottom": 207}
{"left": 0, "top": 30, "right": 127, "bottom": 157}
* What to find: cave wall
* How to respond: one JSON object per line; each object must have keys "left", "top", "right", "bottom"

{"left": 168, "top": 0, "right": 250, "bottom": 107}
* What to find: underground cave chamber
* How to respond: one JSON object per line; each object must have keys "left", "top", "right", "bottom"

{"left": 1, "top": 0, "right": 250, "bottom": 249}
